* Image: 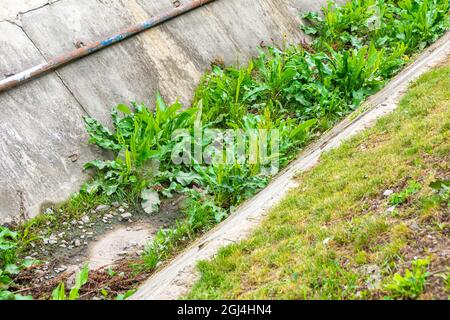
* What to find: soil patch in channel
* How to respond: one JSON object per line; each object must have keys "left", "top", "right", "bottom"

{"left": 12, "top": 194, "right": 185, "bottom": 299}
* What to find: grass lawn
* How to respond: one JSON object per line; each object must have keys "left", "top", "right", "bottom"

{"left": 187, "top": 62, "right": 450, "bottom": 300}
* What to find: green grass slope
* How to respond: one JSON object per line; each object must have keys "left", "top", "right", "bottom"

{"left": 187, "top": 62, "right": 450, "bottom": 300}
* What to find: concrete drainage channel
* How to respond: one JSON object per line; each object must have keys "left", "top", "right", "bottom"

{"left": 132, "top": 32, "right": 450, "bottom": 300}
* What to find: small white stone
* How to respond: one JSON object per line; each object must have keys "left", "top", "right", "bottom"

{"left": 383, "top": 189, "right": 394, "bottom": 197}
{"left": 387, "top": 205, "right": 396, "bottom": 213}
{"left": 96, "top": 205, "right": 111, "bottom": 212}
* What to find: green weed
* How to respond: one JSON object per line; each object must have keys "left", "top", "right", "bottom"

{"left": 384, "top": 258, "right": 430, "bottom": 299}
{"left": 0, "top": 226, "right": 34, "bottom": 300}
{"left": 51, "top": 264, "right": 89, "bottom": 300}
{"left": 389, "top": 180, "right": 422, "bottom": 205}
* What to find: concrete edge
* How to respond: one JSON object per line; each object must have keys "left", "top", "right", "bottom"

{"left": 132, "top": 31, "right": 450, "bottom": 300}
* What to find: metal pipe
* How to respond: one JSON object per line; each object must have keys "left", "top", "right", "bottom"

{"left": 0, "top": 0, "right": 216, "bottom": 93}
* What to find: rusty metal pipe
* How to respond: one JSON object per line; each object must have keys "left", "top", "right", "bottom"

{"left": 0, "top": 0, "right": 216, "bottom": 93}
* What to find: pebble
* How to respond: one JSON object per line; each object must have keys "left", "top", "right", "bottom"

{"left": 35, "top": 270, "right": 45, "bottom": 277}
{"left": 386, "top": 205, "right": 396, "bottom": 213}
{"left": 383, "top": 189, "right": 394, "bottom": 197}
{"left": 121, "top": 212, "right": 132, "bottom": 220}
{"left": 81, "top": 215, "right": 90, "bottom": 224}
{"left": 410, "top": 221, "right": 420, "bottom": 231}
{"left": 112, "top": 202, "right": 120, "bottom": 208}
{"left": 71, "top": 220, "right": 77, "bottom": 226}
{"left": 118, "top": 208, "right": 126, "bottom": 213}
{"left": 74, "top": 239, "right": 81, "bottom": 247}
{"left": 96, "top": 205, "right": 111, "bottom": 212}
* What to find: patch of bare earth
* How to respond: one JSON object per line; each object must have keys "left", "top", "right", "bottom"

{"left": 11, "top": 195, "right": 186, "bottom": 299}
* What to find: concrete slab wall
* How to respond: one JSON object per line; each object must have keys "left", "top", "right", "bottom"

{"left": 0, "top": 0, "right": 329, "bottom": 223}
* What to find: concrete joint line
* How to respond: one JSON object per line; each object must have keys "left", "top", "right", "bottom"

{"left": 4, "top": 17, "right": 92, "bottom": 117}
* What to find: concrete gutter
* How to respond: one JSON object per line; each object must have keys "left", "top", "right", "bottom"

{"left": 132, "top": 31, "right": 450, "bottom": 300}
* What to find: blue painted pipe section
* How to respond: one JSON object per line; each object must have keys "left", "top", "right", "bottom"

{"left": 0, "top": 0, "right": 216, "bottom": 93}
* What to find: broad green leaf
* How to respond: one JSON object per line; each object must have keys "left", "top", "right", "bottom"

{"left": 141, "top": 189, "right": 161, "bottom": 214}
{"left": 117, "top": 104, "right": 132, "bottom": 115}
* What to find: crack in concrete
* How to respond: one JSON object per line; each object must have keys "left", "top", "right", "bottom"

{"left": 3, "top": 18, "right": 92, "bottom": 117}
{"left": 14, "top": 0, "right": 63, "bottom": 21}
{"left": 54, "top": 71, "right": 92, "bottom": 117}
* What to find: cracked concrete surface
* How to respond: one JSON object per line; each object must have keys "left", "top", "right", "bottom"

{"left": 0, "top": 0, "right": 60, "bottom": 21}
{"left": 0, "top": 0, "right": 330, "bottom": 223}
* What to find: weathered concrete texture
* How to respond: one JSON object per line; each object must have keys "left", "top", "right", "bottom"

{"left": 0, "top": 21, "right": 97, "bottom": 223}
{"left": 87, "top": 222, "right": 154, "bottom": 270}
{"left": 0, "top": 0, "right": 49, "bottom": 20}
{"left": 0, "top": 0, "right": 328, "bottom": 222}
